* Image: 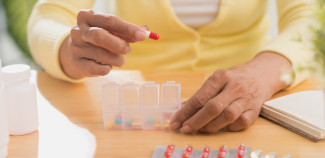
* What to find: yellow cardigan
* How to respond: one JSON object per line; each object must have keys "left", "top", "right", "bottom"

{"left": 28, "top": 0, "right": 314, "bottom": 88}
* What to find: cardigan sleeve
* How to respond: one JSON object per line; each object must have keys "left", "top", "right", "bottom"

{"left": 258, "top": 0, "right": 315, "bottom": 89}
{"left": 27, "top": 0, "right": 94, "bottom": 82}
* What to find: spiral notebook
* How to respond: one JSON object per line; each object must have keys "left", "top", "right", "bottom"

{"left": 261, "top": 90, "right": 325, "bottom": 142}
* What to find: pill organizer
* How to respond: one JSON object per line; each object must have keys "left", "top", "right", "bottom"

{"left": 102, "top": 81, "right": 181, "bottom": 130}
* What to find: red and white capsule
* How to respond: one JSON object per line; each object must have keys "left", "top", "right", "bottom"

{"left": 185, "top": 145, "right": 193, "bottom": 155}
{"left": 166, "top": 144, "right": 175, "bottom": 153}
{"left": 182, "top": 152, "right": 191, "bottom": 158}
{"left": 203, "top": 146, "right": 210, "bottom": 154}
{"left": 164, "top": 151, "right": 172, "bottom": 158}
{"left": 201, "top": 152, "right": 209, "bottom": 158}
{"left": 218, "top": 145, "right": 228, "bottom": 158}
{"left": 145, "top": 31, "right": 159, "bottom": 40}
{"left": 237, "top": 144, "right": 246, "bottom": 158}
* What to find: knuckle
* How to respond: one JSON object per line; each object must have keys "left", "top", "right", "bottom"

{"left": 235, "top": 84, "right": 246, "bottom": 93}
{"left": 115, "top": 41, "right": 127, "bottom": 53}
{"left": 220, "top": 69, "right": 231, "bottom": 80}
{"left": 87, "top": 29, "right": 103, "bottom": 45}
{"left": 208, "top": 71, "right": 220, "bottom": 81}
{"left": 238, "top": 114, "right": 251, "bottom": 128}
{"left": 192, "top": 93, "right": 209, "bottom": 108}
{"left": 105, "top": 15, "right": 118, "bottom": 30}
{"left": 77, "top": 9, "right": 93, "bottom": 21}
{"left": 223, "top": 107, "right": 237, "bottom": 123}
{"left": 209, "top": 69, "right": 231, "bottom": 82}
{"left": 70, "top": 26, "right": 81, "bottom": 39}
{"left": 205, "top": 100, "right": 222, "bottom": 117}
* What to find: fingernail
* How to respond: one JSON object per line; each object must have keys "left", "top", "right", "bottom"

{"left": 140, "top": 24, "right": 149, "bottom": 31}
{"left": 170, "top": 121, "right": 181, "bottom": 131}
{"left": 135, "top": 30, "right": 146, "bottom": 41}
{"left": 181, "top": 125, "right": 192, "bottom": 133}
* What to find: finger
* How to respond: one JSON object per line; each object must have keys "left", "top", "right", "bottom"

{"left": 82, "top": 27, "right": 131, "bottom": 55}
{"left": 180, "top": 90, "right": 235, "bottom": 133}
{"left": 140, "top": 24, "right": 150, "bottom": 31}
{"left": 71, "top": 44, "right": 126, "bottom": 67}
{"left": 70, "top": 25, "right": 84, "bottom": 45}
{"left": 169, "top": 70, "right": 229, "bottom": 131}
{"left": 227, "top": 108, "right": 260, "bottom": 131}
{"left": 77, "top": 9, "right": 146, "bottom": 42}
{"left": 200, "top": 98, "right": 249, "bottom": 133}
{"left": 79, "top": 58, "right": 112, "bottom": 77}
{"left": 114, "top": 25, "right": 149, "bottom": 42}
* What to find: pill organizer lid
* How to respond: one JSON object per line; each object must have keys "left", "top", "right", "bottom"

{"left": 1, "top": 64, "right": 31, "bottom": 83}
{"left": 0, "top": 145, "right": 8, "bottom": 158}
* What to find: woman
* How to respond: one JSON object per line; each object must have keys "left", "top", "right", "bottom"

{"left": 28, "top": 0, "right": 314, "bottom": 133}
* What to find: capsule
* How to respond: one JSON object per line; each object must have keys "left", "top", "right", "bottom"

{"left": 237, "top": 144, "right": 246, "bottom": 158}
{"left": 201, "top": 152, "right": 209, "bottom": 158}
{"left": 164, "top": 151, "right": 172, "bottom": 158}
{"left": 185, "top": 145, "right": 193, "bottom": 155}
{"left": 167, "top": 144, "right": 175, "bottom": 153}
{"left": 203, "top": 146, "right": 210, "bottom": 154}
{"left": 218, "top": 145, "right": 227, "bottom": 158}
{"left": 145, "top": 31, "right": 159, "bottom": 40}
{"left": 182, "top": 152, "right": 190, "bottom": 158}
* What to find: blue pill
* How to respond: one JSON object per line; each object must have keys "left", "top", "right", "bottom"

{"left": 114, "top": 118, "right": 122, "bottom": 124}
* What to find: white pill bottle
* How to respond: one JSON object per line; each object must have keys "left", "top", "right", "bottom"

{"left": 0, "top": 60, "right": 9, "bottom": 157}
{"left": 2, "top": 64, "right": 38, "bottom": 135}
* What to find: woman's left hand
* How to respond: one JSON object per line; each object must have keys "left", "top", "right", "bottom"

{"left": 169, "top": 52, "right": 292, "bottom": 133}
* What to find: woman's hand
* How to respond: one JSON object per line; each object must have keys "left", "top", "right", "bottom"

{"left": 59, "top": 9, "right": 147, "bottom": 79}
{"left": 169, "top": 52, "right": 292, "bottom": 133}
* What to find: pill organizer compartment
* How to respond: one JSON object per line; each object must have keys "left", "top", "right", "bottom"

{"left": 121, "top": 82, "right": 141, "bottom": 130}
{"left": 141, "top": 81, "right": 161, "bottom": 130}
{"left": 102, "top": 82, "right": 121, "bottom": 129}
{"left": 161, "top": 81, "right": 181, "bottom": 129}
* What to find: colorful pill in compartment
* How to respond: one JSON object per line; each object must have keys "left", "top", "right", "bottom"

{"left": 103, "top": 111, "right": 122, "bottom": 129}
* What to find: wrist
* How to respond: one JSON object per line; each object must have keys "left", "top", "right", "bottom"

{"left": 245, "top": 52, "right": 292, "bottom": 94}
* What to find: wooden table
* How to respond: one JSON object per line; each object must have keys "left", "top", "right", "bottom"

{"left": 7, "top": 70, "right": 325, "bottom": 158}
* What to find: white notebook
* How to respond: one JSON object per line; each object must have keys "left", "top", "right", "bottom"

{"left": 261, "top": 90, "right": 325, "bottom": 141}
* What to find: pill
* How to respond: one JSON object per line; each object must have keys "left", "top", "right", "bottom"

{"left": 145, "top": 31, "right": 159, "bottom": 40}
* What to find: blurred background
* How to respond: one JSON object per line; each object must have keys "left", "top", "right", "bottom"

{"left": 0, "top": 0, "right": 278, "bottom": 70}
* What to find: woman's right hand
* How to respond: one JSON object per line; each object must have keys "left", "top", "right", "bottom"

{"left": 59, "top": 9, "right": 147, "bottom": 79}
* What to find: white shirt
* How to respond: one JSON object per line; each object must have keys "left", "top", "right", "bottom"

{"left": 170, "top": 0, "right": 221, "bottom": 29}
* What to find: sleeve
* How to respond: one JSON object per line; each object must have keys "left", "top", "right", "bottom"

{"left": 27, "top": 0, "right": 95, "bottom": 82}
{"left": 257, "top": 0, "right": 315, "bottom": 89}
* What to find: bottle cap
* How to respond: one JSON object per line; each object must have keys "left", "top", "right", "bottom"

{"left": 1, "top": 64, "right": 31, "bottom": 83}
{"left": 0, "top": 145, "right": 8, "bottom": 158}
